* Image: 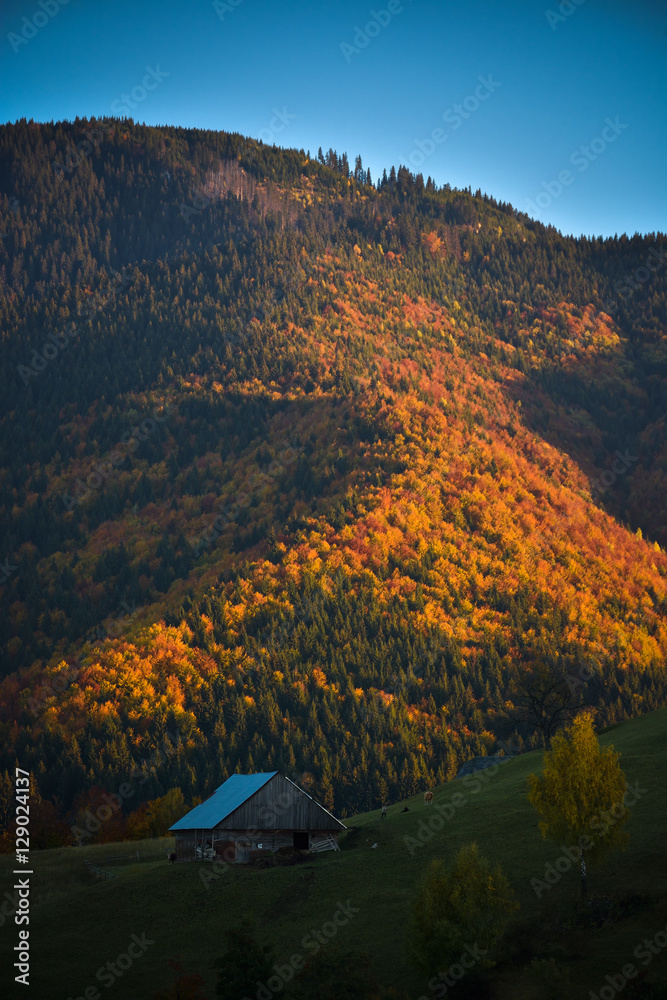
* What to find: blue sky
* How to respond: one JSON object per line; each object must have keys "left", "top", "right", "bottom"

{"left": 1, "top": 0, "right": 665, "bottom": 238}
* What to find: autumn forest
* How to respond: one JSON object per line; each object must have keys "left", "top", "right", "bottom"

{"left": 0, "top": 118, "right": 666, "bottom": 845}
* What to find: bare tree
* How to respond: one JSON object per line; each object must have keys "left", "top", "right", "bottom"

{"left": 505, "top": 654, "right": 592, "bottom": 748}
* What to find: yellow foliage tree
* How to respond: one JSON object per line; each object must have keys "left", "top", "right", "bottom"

{"left": 128, "top": 788, "right": 187, "bottom": 840}
{"left": 527, "top": 713, "right": 629, "bottom": 898}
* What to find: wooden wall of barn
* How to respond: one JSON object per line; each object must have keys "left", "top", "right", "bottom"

{"left": 215, "top": 774, "right": 343, "bottom": 833}
{"left": 173, "top": 827, "right": 339, "bottom": 862}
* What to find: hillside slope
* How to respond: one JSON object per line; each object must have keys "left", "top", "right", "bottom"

{"left": 0, "top": 707, "right": 665, "bottom": 999}
{"left": 0, "top": 119, "right": 666, "bottom": 823}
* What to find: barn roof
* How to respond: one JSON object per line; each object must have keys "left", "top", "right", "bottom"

{"left": 169, "top": 771, "right": 278, "bottom": 831}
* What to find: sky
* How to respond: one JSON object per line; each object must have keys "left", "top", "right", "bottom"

{"left": 1, "top": 0, "right": 665, "bottom": 238}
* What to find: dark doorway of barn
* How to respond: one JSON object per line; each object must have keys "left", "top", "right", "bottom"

{"left": 293, "top": 831, "right": 309, "bottom": 850}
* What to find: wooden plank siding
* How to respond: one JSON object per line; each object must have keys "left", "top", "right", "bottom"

{"left": 174, "top": 829, "right": 340, "bottom": 862}
{"left": 171, "top": 773, "right": 344, "bottom": 862}
{"left": 217, "top": 774, "right": 343, "bottom": 833}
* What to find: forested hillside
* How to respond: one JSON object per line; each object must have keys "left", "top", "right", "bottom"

{"left": 0, "top": 118, "right": 666, "bottom": 834}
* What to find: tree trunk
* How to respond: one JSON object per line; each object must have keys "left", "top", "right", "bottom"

{"left": 580, "top": 855, "right": 587, "bottom": 900}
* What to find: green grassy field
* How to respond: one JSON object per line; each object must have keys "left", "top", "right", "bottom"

{"left": 2, "top": 708, "right": 667, "bottom": 999}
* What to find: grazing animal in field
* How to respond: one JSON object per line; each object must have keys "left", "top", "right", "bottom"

{"left": 168, "top": 852, "right": 176, "bottom": 864}
{"left": 424, "top": 791, "right": 434, "bottom": 806}
{"left": 401, "top": 807, "right": 410, "bottom": 812}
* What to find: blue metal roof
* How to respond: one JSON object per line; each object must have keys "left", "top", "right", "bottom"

{"left": 169, "top": 771, "right": 278, "bottom": 831}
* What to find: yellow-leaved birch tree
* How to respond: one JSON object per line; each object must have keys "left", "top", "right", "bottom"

{"left": 527, "top": 713, "right": 629, "bottom": 899}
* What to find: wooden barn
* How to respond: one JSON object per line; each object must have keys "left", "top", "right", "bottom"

{"left": 169, "top": 771, "right": 346, "bottom": 863}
